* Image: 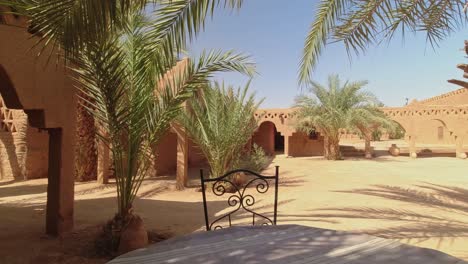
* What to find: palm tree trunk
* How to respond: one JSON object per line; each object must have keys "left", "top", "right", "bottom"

{"left": 327, "top": 136, "right": 341, "bottom": 160}
{"left": 323, "top": 136, "right": 330, "bottom": 158}
{"left": 75, "top": 93, "right": 97, "bottom": 181}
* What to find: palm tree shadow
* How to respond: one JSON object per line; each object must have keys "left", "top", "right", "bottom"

{"left": 283, "top": 183, "right": 468, "bottom": 251}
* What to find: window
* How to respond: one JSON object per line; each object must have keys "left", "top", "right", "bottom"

{"left": 437, "top": 126, "right": 444, "bottom": 140}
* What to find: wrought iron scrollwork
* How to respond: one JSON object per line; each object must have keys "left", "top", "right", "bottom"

{"left": 200, "top": 167, "right": 279, "bottom": 231}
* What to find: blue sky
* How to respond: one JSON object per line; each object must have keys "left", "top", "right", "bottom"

{"left": 189, "top": 0, "right": 468, "bottom": 108}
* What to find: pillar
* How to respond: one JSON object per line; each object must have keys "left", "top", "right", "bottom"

{"left": 176, "top": 129, "right": 188, "bottom": 190}
{"left": 455, "top": 135, "right": 467, "bottom": 159}
{"left": 284, "top": 133, "right": 291, "bottom": 157}
{"left": 364, "top": 138, "right": 373, "bottom": 159}
{"left": 409, "top": 135, "right": 417, "bottom": 158}
{"left": 46, "top": 128, "right": 74, "bottom": 235}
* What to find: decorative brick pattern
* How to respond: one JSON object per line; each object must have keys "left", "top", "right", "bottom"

{"left": 0, "top": 94, "right": 48, "bottom": 180}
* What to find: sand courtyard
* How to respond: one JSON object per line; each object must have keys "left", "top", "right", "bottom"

{"left": 0, "top": 143, "right": 467, "bottom": 263}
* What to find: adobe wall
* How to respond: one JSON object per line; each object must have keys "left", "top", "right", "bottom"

{"left": 0, "top": 129, "right": 48, "bottom": 180}
{"left": 0, "top": 100, "right": 27, "bottom": 180}
{"left": 413, "top": 119, "right": 455, "bottom": 145}
{"left": 288, "top": 132, "right": 324, "bottom": 157}
{"left": 418, "top": 88, "right": 468, "bottom": 106}
{"left": 253, "top": 110, "right": 325, "bottom": 157}
{"left": 383, "top": 105, "right": 468, "bottom": 156}
{"left": 0, "top": 131, "right": 26, "bottom": 180}
{"left": 256, "top": 103, "right": 467, "bottom": 158}
{"left": 155, "top": 131, "right": 177, "bottom": 176}
{"left": 0, "top": 95, "right": 48, "bottom": 180}
{"left": 252, "top": 121, "right": 275, "bottom": 155}
{"left": 154, "top": 131, "right": 207, "bottom": 177}
{"left": 188, "top": 139, "right": 207, "bottom": 167}
{"left": 0, "top": 19, "right": 77, "bottom": 235}
{"left": 25, "top": 127, "right": 49, "bottom": 179}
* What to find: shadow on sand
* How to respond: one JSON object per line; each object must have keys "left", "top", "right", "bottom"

{"left": 0, "top": 182, "right": 47, "bottom": 198}
{"left": 281, "top": 183, "right": 468, "bottom": 258}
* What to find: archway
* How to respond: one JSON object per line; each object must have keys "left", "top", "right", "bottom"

{"left": 0, "top": 64, "right": 69, "bottom": 235}
{"left": 252, "top": 121, "right": 284, "bottom": 155}
{"left": 415, "top": 119, "right": 453, "bottom": 145}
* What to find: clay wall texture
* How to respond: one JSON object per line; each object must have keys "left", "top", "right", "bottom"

{"left": 288, "top": 132, "right": 324, "bottom": 157}
{"left": 188, "top": 139, "right": 207, "bottom": 167}
{"left": 253, "top": 87, "right": 467, "bottom": 157}
{"left": 155, "top": 131, "right": 177, "bottom": 176}
{"left": 1, "top": 14, "right": 77, "bottom": 234}
{"left": 0, "top": 95, "right": 48, "bottom": 180}
{"left": 418, "top": 88, "right": 468, "bottom": 106}
{"left": 252, "top": 121, "right": 275, "bottom": 155}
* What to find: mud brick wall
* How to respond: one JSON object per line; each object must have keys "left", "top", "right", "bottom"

{"left": 0, "top": 95, "right": 48, "bottom": 180}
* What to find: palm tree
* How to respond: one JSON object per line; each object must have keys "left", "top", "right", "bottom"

{"left": 3, "top": 0, "right": 248, "bottom": 188}
{"left": 179, "top": 81, "right": 262, "bottom": 179}
{"left": 295, "top": 74, "right": 396, "bottom": 160}
{"left": 300, "top": 0, "right": 467, "bottom": 83}
{"left": 73, "top": 9, "right": 254, "bottom": 213}
{"left": 4, "top": 0, "right": 254, "bottom": 251}
{"left": 72, "top": 11, "right": 255, "bottom": 251}
{"left": 179, "top": 83, "right": 263, "bottom": 177}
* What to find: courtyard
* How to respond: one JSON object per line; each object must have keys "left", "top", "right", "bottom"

{"left": 1, "top": 145, "right": 467, "bottom": 263}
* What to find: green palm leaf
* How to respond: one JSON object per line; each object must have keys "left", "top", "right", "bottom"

{"left": 179, "top": 81, "right": 263, "bottom": 178}
{"left": 295, "top": 74, "right": 396, "bottom": 160}
{"left": 300, "top": 0, "right": 467, "bottom": 81}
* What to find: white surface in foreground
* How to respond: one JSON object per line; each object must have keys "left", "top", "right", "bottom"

{"left": 109, "top": 225, "right": 467, "bottom": 264}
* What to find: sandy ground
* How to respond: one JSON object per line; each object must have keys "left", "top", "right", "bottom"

{"left": 1, "top": 148, "right": 468, "bottom": 263}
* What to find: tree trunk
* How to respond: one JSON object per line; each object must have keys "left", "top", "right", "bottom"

{"left": 75, "top": 92, "right": 97, "bottom": 181}
{"left": 364, "top": 137, "right": 372, "bottom": 159}
{"left": 327, "top": 136, "right": 341, "bottom": 160}
{"left": 323, "top": 136, "right": 330, "bottom": 159}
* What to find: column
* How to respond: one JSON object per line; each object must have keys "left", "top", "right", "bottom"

{"left": 455, "top": 135, "right": 467, "bottom": 159}
{"left": 409, "top": 135, "right": 417, "bottom": 158}
{"left": 46, "top": 128, "right": 74, "bottom": 235}
{"left": 284, "top": 133, "right": 292, "bottom": 157}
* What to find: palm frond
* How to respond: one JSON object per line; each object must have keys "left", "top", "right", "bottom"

{"left": 299, "top": 0, "right": 348, "bottom": 84}
{"left": 3, "top": 0, "right": 143, "bottom": 58}
{"left": 3, "top": 0, "right": 244, "bottom": 61}
{"left": 179, "top": 80, "right": 263, "bottom": 178}
{"left": 301, "top": 0, "right": 467, "bottom": 79}
{"left": 295, "top": 74, "right": 394, "bottom": 159}
{"left": 69, "top": 7, "right": 255, "bottom": 215}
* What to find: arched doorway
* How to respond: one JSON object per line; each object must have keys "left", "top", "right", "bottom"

{"left": 0, "top": 63, "right": 71, "bottom": 235}
{"left": 252, "top": 121, "right": 284, "bottom": 155}
{"left": 416, "top": 119, "right": 453, "bottom": 145}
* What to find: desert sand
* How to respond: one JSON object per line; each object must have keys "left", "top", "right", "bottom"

{"left": 1, "top": 147, "right": 467, "bottom": 263}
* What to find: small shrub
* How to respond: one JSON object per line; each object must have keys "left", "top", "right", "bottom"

{"left": 239, "top": 144, "right": 270, "bottom": 173}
